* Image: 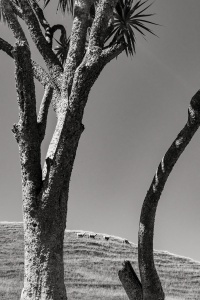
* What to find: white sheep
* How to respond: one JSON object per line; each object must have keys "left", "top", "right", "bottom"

{"left": 103, "top": 235, "right": 110, "bottom": 241}
{"left": 77, "top": 232, "right": 85, "bottom": 238}
{"left": 88, "top": 233, "right": 97, "bottom": 239}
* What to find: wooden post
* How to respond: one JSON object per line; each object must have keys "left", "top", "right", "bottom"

{"left": 118, "top": 261, "right": 143, "bottom": 300}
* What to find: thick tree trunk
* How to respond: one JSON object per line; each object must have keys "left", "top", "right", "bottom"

{"left": 17, "top": 113, "right": 83, "bottom": 300}
{"left": 7, "top": 3, "right": 125, "bottom": 299}
{"left": 17, "top": 101, "right": 83, "bottom": 300}
{"left": 20, "top": 183, "right": 69, "bottom": 300}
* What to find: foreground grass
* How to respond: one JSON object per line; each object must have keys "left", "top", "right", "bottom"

{"left": 0, "top": 223, "right": 200, "bottom": 299}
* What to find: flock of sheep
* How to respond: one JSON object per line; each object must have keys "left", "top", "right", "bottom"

{"left": 76, "top": 232, "right": 130, "bottom": 244}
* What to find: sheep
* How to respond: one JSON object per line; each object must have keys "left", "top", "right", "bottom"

{"left": 122, "top": 239, "right": 130, "bottom": 244}
{"left": 103, "top": 235, "right": 110, "bottom": 241}
{"left": 77, "top": 232, "right": 85, "bottom": 238}
{"left": 88, "top": 233, "right": 97, "bottom": 239}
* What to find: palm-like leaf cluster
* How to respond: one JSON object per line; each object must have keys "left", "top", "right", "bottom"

{"left": 105, "top": 0, "right": 157, "bottom": 56}
{"left": 0, "top": 0, "right": 157, "bottom": 61}
{"left": 54, "top": 34, "right": 70, "bottom": 65}
{"left": 46, "top": 0, "right": 157, "bottom": 57}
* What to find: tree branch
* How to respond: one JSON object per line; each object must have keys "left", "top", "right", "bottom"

{"left": 9, "top": 0, "right": 23, "bottom": 19}
{"left": 19, "top": 0, "right": 63, "bottom": 76}
{"left": 100, "top": 43, "right": 125, "bottom": 63}
{"left": 32, "top": 61, "right": 60, "bottom": 92}
{"left": 138, "top": 90, "right": 200, "bottom": 300}
{"left": 62, "top": 0, "right": 93, "bottom": 97}
{"left": 28, "top": 0, "right": 50, "bottom": 30}
{"left": 89, "top": 0, "right": 118, "bottom": 49}
{"left": 66, "top": 39, "right": 124, "bottom": 115}
{"left": 12, "top": 41, "right": 38, "bottom": 134}
{"left": 2, "top": 0, "right": 28, "bottom": 45}
{"left": 0, "top": 37, "right": 13, "bottom": 58}
{"left": 27, "top": 0, "right": 53, "bottom": 45}
{"left": 0, "top": 37, "right": 60, "bottom": 91}
{"left": 37, "top": 85, "right": 53, "bottom": 142}
{"left": 12, "top": 41, "right": 42, "bottom": 203}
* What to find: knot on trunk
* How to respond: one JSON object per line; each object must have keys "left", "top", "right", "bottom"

{"left": 12, "top": 123, "right": 22, "bottom": 143}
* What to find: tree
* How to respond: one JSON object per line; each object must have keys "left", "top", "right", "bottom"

{"left": 118, "top": 89, "right": 200, "bottom": 300}
{"left": 0, "top": 0, "right": 157, "bottom": 299}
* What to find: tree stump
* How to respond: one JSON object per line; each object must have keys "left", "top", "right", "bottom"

{"left": 118, "top": 261, "right": 143, "bottom": 300}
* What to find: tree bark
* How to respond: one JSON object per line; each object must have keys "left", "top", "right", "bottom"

{"left": 20, "top": 184, "right": 69, "bottom": 300}
{"left": 18, "top": 109, "right": 83, "bottom": 300}
{"left": 138, "top": 90, "right": 200, "bottom": 300}
{"left": 2, "top": 1, "right": 125, "bottom": 299}
{"left": 15, "top": 44, "right": 122, "bottom": 300}
{"left": 118, "top": 261, "right": 143, "bottom": 300}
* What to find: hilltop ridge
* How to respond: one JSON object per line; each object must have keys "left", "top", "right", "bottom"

{"left": 0, "top": 223, "right": 200, "bottom": 299}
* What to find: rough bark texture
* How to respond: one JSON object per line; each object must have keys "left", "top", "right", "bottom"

{"left": 2, "top": 1, "right": 200, "bottom": 300}
{"left": 138, "top": 90, "right": 200, "bottom": 300}
{"left": 20, "top": 187, "right": 69, "bottom": 300}
{"left": 0, "top": 1, "right": 124, "bottom": 299}
{"left": 118, "top": 261, "right": 143, "bottom": 300}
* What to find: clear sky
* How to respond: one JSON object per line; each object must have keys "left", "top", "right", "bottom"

{"left": 1, "top": 0, "right": 200, "bottom": 262}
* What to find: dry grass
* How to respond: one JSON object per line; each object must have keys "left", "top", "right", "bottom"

{"left": 0, "top": 223, "right": 200, "bottom": 299}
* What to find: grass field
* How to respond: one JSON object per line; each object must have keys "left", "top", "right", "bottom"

{"left": 0, "top": 222, "right": 200, "bottom": 300}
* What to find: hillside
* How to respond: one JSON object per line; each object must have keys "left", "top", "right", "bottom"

{"left": 0, "top": 223, "right": 200, "bottom": 300}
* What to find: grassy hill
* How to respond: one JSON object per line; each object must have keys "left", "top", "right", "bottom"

{"left": 0, "top": 223, "right": 200, "bottom": 300}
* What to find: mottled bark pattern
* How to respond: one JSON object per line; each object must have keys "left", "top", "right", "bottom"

{"left": 20, "top": 204, "right": 67, "bottom": 300}
{"left": 138, "top": 90, "right": 200, "bottom": 300}
{"left": 1, "top": 1, "right": 124, "bottom": 300}
{"left": 2, "top": 1, "right": 200, "bottom": 300}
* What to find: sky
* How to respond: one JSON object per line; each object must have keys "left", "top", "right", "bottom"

{"left": 1, "top": 0, "right": 200, "bottom": 262}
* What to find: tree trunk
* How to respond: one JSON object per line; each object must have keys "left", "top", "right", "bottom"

{"left": 7, "top": 3, "right": 125, "bottom": 299}
{"left": 138, "top": 90, "right": 200, "bottom": 300}
{"left": 118, "top": 261, "right": 142, "bottom": 300}
{"left": 17, "top": 102, "right": 84, "bottom": 300}
{"left": 20, "top": 183, "right": 69, "bottom": 300}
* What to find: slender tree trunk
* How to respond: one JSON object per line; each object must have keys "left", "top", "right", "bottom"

{"left": 138, "top": 90, "right": 200, "bottom": 300}
{"left": 119, "top": 91, "right": 200, "bottom": 300}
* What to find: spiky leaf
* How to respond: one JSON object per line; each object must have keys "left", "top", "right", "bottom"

{"left": 54, "top": 34, "right": 70, "bottom": 65}
{"left": 105, "top": 0, "right": 158, "bottom": 56}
